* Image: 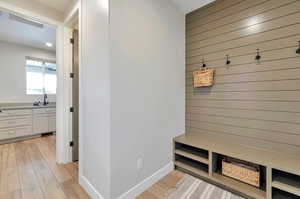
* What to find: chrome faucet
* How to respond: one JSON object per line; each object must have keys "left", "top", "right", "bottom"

{"left": 43, "top": 94, "right": 49, "bottom": 106}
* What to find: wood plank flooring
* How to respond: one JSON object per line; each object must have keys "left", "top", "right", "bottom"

{"left": 0, "top": 136, "right": 198, "bottom": 199}
{"left": 137, "top": 170, "right": 186, "bottom": 199}
{"left": 0, "top": 136, "right": 90, "bottom": 199}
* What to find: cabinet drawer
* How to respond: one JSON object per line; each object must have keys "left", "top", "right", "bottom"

{"left": 0, "top": 117, "right": 32, "bottom": 129}
{"left": 0, "top": 126, "right": 32, "bottom": 140}
{"left": 48, "top": 115, "right": 56, "bottom": 132}
{"left": 33, "top": 115, "right": 49, "bottom": 134}
{"left": 0, "top": 109, "right": 32, "bottom": 117}
{"left": 33, "top": 108, "right": 56, "bottom": 114}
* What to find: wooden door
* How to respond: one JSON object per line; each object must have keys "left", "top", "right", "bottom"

{"left": 72, "top": 29, "right": 79, "bottom": 161}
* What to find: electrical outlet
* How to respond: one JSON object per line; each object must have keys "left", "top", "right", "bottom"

{"left": 137, "top": 158, "right": 143, "bottom": 171}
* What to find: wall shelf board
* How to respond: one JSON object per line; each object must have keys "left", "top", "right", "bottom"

{"left": 272, "top": 169, "right": 300, "bottom": 197}
{"left": 174, "top": 160, "right": 209, "bottom": 178}
{"left": 212, "top": 173, "right": 266, "bottom": 199}
{"left": 175, "top": 149, "right": 209, "bottom": 164}
{"left": 272, "top": 188, "right": 300, "bottom": 199}
{"left": 272, "top": 180, "right": 300, "bottom": 197}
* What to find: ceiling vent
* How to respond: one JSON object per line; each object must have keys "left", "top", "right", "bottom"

{"left": 9, "top": 14, "right": 44, "bottom": 28}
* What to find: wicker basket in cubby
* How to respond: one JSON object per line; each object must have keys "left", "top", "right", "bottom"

{"left": 222, "top": 158, "right": 260, "bottom": 187}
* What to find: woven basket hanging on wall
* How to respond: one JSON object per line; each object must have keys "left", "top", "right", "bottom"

{"left": 193, "top": 68, "right": 215, "bottom": 88}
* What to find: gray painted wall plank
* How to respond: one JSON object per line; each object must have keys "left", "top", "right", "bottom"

{"left": 187, "top": 0, "right": 269, "bottom": 30}
{"left": 186, "top": 0, "right": 300, "bottom": 154}
{"left": 186, "top": 80, "right": 300, "bottom": 93}
{"left": 187, "top": 0, "right": 242, "bottom": 23}
{"left": 187, "top": 12, "right": 300, "bottom": 49}
{"left": 187, "top": 0, "right": 296, "bottom": 35}
{"left": 187, "top": 34, "right": 300, "bottom": 59}
{"left": 187, "top": 1, "right": 300, "bottom": 44}
{"left": 187, "top": 120, "right": 300, "bottom": 145}
{"left": 186, "top": 113, "right": 300, "bottom": 135}
{"left": 186, "top": 91, "right": 300, "bottom": 102}
{"left": 186, "top": 98, "right": 300, "bottom": 112}
{"left": 186, "top": 106, "right": 300, "bottom": 124}
{"left": 187, "top": 23, "right": 300, "bottom": 56}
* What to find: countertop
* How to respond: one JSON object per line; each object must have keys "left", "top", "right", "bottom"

{"left": 0, "top": 103, "right": 56, "bottom": 110}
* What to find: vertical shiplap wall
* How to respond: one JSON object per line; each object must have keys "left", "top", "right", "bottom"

{"left": 185, "top": 0, "right": 300, "bottom": 154}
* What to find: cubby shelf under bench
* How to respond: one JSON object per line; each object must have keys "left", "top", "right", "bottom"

{"left": 173, "top": 133, "right": 300, "bottom": 199}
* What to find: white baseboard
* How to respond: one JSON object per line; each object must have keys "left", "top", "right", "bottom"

{"left": 79, "top": 175, "right": 105, "bottom": 199}
{"left": 79, "top": 162, "right": 174, "bottom": 199}
{"left": 117, "top": 162, "right": 174, "bottom": 199}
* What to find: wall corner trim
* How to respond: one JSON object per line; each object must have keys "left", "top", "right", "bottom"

{"left": 117, "top": 162, "right": 174, "bottom": 199}
{"left": 79, "top": 175, "right": 105, "bottom": 199}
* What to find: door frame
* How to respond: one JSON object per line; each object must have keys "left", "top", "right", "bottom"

{"left": 0, "top": 1, "right": 74, "bottom": 164}
{"left": 64, "top": 1, "right": 80, "bottom": 164}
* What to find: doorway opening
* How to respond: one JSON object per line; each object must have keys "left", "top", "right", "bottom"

{"left": 0, "top": 9, "right": 57, "bottom": 144}
{"left": 71, "top": 28, "right": 79, "bottom": 162}
{"left": 0, "top": 5, "right": 88, "bottom": 197}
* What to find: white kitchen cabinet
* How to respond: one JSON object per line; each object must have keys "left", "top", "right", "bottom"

{"left": 33, "top": 108, "right": 56, "bottom": 134}
{"left": 0, "top": 116, "right": 32, "bottom": 129}
{"left": 33, "top": 115, "right": 49, "bottom": 134}
{"left": 0, "top": 109, "right": 32, "bottom": 117}
{"left": 0, "top": 106, "right": 56, "bottom": 141}
{"left": 48, "top": 114, "right": 56, "bottom": 132}
{"left": 0, "top": 126, "right": 32, "bottom": 140}
{"left": 0, "top": 109, "right": 33, "bottom": 141}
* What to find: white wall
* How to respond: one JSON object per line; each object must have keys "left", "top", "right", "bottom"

{"left": 0, "top": 41, "right": 56, "bottom": 103}
{"left": 80, "top": 0, "right": 111, "bottom": 198}
{"left": 80, "top": 0, "right": 184, "bottom": 198}
{"left": 109, "top": 0, "right": 185, "bottom": 198}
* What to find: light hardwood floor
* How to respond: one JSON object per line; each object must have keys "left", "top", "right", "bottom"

{"left": 0, "top": 135, "right": 186, "bottom": 199}
{"left": 0, "top": 135, "right": 90, "bottom": 199}
{"left": 137, "top": 170, "right": 185, "bottom": 199}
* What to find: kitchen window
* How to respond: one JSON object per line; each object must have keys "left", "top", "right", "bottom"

{"left": 26, "top": 57, "right": 57, "bottom": 95}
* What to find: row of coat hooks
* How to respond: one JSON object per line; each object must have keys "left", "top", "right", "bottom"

{"left": 201, "top": 41, "right": 300, "bottom": 68}
{"left": 201, "top": 49, "right": 262, "bottom": 68}
{"left": 297, "top": 41, "right": 300, "bottom": 54}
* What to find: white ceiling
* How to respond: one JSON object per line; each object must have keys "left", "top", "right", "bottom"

{"left": 0, "top": 11, "right": 56, "bottom": 51}
{"left": 0, "top": 0, "right": 213, "bottom": 52}
{"left": 31, "top": 0, "right": 216, "bottom": 15}
{"left": 34, "top": 0, "right": 74, "bottom": 12}
{"left": 171, "top": 0, "right": 216, "bottom": 14}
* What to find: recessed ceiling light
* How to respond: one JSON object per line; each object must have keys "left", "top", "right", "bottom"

{"left": 46, "top": 42, "right": 53, "bottom": 47}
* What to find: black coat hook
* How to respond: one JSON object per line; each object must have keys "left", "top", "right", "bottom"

{"left": 202, "top": 59, "right": 206, "bottom": 68}
{"left": 255, "top": 49, "right": 261, "bottom": 61}
{"left": 296, "top": 41, "right": 300, "bottom": 54}
{"left": 226, "top": 55, "right": 231, "bottom": 65}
